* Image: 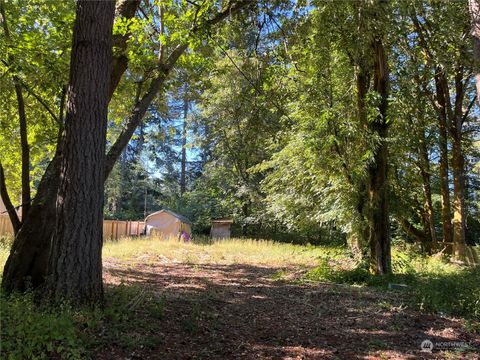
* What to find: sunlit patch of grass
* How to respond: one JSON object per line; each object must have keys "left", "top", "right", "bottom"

{"left": 103, "top": 236, "right": 345, "bottom": 267}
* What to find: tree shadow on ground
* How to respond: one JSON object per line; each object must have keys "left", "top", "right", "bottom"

{"left": 97, "top": 261, "right": 480, "bottom": 360}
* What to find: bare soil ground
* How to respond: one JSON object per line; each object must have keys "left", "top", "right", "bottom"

{"left": 99, "top": 255, "right": 479, "bottom": 360}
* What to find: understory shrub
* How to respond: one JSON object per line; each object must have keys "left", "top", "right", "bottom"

{"left": 414, "top": 266, "right": 480, "bottom": 321}
{"left": 0, "top": 284, "right": 167, "bottom": 359}
{"left": 302, "top": 247, "right": 480, "bottom": 325}
{"left": 0, "top": 293, "right": 83, "bottom": 360}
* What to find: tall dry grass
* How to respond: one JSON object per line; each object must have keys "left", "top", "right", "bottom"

{"left": 102, "top": 236, "right": 340, "bottom": 267}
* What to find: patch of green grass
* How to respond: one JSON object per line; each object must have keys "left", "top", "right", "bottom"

{"left": 272, "top": 269, "right": 289, "bottom": 281}
{"left": 367, "top": 339, "right": 388, "bottom": 350}
{"left": 81, "top": 284, "right": 166, "bottom": 351}
{"left": 414, "top": 266, "right": 480, "bottom": 320}
{"left": 377, "top": 299, "right": 395, "bottom": 312}
{"left": 301, "top": 245, "right": 480, "bottom": 326}
{"left": 0, "top": 284, "right": 167, "bottom": 359}
{"left": 1, "top": 292, "right": 84, "bottom": 359}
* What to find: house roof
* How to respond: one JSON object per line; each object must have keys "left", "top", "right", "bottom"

{"left": 145, "top": 209, "right": 192, "bottom": 224}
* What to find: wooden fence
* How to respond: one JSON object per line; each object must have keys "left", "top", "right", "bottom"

{"left": 103, "top": 220, "right": 145, "bottom": 241}
{"left": 0, "top": 215, "right": 14, "bottom": 236}
{"left": 0, "top": 215, "right": 144, "bottom": 241}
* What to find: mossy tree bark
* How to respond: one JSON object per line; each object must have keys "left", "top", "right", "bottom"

{"left": 368, "top": 38, "right": 391, "bottom": 275}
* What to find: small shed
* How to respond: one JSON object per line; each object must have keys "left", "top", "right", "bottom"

{"left": 145, "top": 210, "right": 192, "bottom": 238}
{"left": 210, "top": 219, "right": 233, "bottom": 239}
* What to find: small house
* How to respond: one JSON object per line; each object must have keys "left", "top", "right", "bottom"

{"left": 145, "top": 210, "right": 192, "bottom": 238}
{"left": 210, "top": 219, "right": 233, "bottom": 239}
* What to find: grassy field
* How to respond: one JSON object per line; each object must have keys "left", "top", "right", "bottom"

{"left": 0, "top": 234, "right": 472, "bottom": 274}
{"left": 1, "top": 236, "right": 479, "bottom": 359}
{"left": 103, "top": 236, "right": 344, "bottom": 266}
{"left": 1, "top": 236, "right": 478, "bottom": 315}
{"left": 0, "top": 235, "right": 337, "bottom": 272}
{"left": 103, "top": 237, "right": 477, "bottom": 290}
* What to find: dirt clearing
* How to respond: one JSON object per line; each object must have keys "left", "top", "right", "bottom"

{"left": 99, "top": 251, "right": 479, "bottom": 360}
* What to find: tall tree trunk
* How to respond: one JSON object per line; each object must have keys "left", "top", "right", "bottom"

{"left": 351, "top": 1, "right": 371, "bottom": 257}
{"left": 450, "top": 69, "right": 467, "bottom": 262}
{"left": 368, "top": 39, "right": 391, "bottom": 275}
{"left": 451, "top": 131, "right": 467, "bottom": 261}
{"left": 350, "top": 60, "right": 370, "bottom": 258}
{"left": 368, "top": 134, "right": 390, "bottom": 274}
{"left": 180, "top": 93, "right": 188, "bottom": 197}
{"left": 1, "top": 0, "right": 249, "bottom": 294}
{"left": 412, "top": 13, "right": 453, "bottom": 247}
{"left": 418, "top": 130, "right": 437, "bottom": 248}
{"left": 1, "top": 0, "right": 140, "bottom": 294}
{"left": 1, "top": 150, "right": 62, "bottom": 292}
{"left": 470, "top": 0, "right": 480, "bottom": 106}
{"left": 43, "top": 0, "right": 115, "bottom": 304}
{"left": 434, "top": 71, "right": 453, "bottom": 245}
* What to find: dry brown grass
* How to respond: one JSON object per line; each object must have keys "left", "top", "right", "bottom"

{"left": 102, "top": 236, "right": 341, "bottom": 267}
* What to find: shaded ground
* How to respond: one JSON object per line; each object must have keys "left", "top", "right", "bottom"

{"left": 99, "top": 255, "right": 479, "bottom": 359}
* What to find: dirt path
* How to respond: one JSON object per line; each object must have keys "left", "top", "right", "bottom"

{"left": 100, "top": 257, "right": 479, "bottom": 359}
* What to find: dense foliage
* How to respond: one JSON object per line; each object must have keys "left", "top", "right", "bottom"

{"left": 99, "top": 1, "right": 480, "bottom": 252}
{"left": 1, "top": 0, "right": 479, "bottom": 306}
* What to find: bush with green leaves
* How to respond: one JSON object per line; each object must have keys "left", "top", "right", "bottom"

{"left": 414, "top": 266, "right": 480, "bottom": 321}
{"left": 302, "top": 246, "right": 480, "bottom": 326}
{"left": 0, "top": 293, "right": 83, "bottom": 360}
{"left": 0, "top": 283, "right": 167, "bottom": 359}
